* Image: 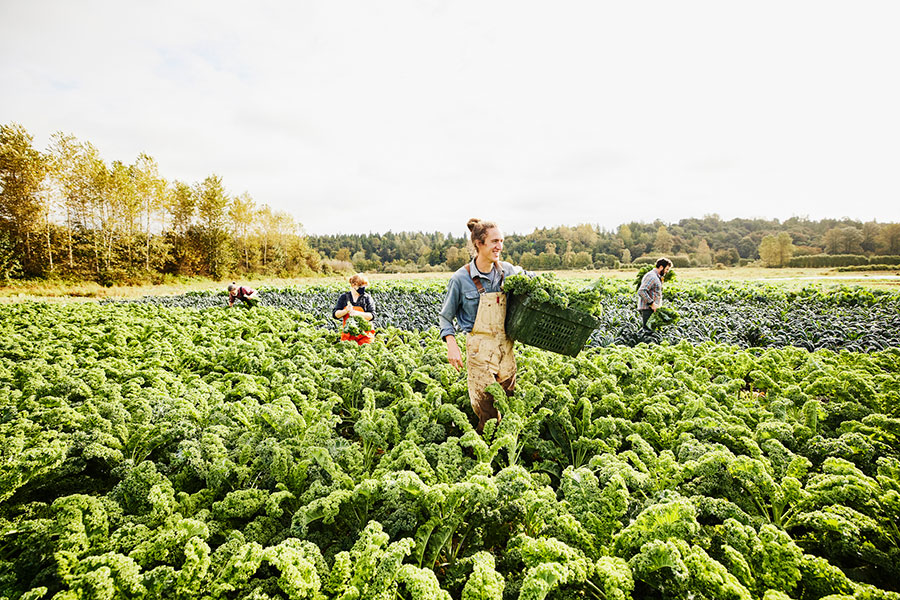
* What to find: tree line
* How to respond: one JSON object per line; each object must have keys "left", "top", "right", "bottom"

{"left": 3, "top": 122, "right": 900, "bottom": 283}
{"left": 310, "top": 217, "right": 900, "bottom": 272}
{"left": 0, "top": 123, "right": 320, "bottom": 284}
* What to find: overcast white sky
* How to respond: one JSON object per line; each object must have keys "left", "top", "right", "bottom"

{"left": 2, "top": 1, "right": 899, "bottom": 235}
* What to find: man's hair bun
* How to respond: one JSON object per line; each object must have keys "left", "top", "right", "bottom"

{"left": 466, "top": 218, "right": 499, "bottom": 255}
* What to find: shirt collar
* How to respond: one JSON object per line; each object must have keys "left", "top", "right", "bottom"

{"left": 469, "top": 258, "right": 496, "bottom": 279}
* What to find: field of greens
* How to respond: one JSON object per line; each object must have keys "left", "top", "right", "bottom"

{"left": 112, "top": 279, "right": 900, "bottom": 353}
{"left": 2, "top": 280, "right": 900, "bottom": 600}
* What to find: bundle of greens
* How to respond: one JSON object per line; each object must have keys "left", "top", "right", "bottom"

{"left": 504, "top": 273, "right": 604, "bottom": 318}
{"left": 343, "top": 313, "right": 373, "bottom": 336}
{"left": 634, "top": 264, "right": 677, "bottom": 290}
{"left": 646, "top": 306, "right": 680, "bottom": 330}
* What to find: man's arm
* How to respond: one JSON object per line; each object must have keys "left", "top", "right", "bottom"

{"left": 439, "top": 278, "right": 465, "bottom": 370}
{"left": 637, "top": 273, "right": 654, "bottom": 303}
{"left": 445, "top": 335, "right": 463, "bottom": 371}
{"left": 438, "top": 279, "right": 461, "bottom": 341}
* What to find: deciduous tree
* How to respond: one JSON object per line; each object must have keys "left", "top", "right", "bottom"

{"left": 133, "top": 153, "right": 166, "bottom": 271}
{"left": 823, "top": 226, "right": 864, "bottom": 255}
{"left": 877, "top": 223, "right": 900, "bottom": 255}
{"left": 229, "top": 192, "right": 256, "bottom": 271}
{"left": 0, "top": 123, "right": 46, "bottom": 276}
{"left": 861, "top": 221, "right": 881, "bottom": 254}
{"left": 445, "top": 246, "right": 467, "bottom": 271}
{"left": 694, "top": 239, "right": 712, "bottom": 266}
{"left": 654, "top": 225, "right": 674, "bottom": 254}
{"left": 196, "top": 175, "right": 230, "bottom": 278}
{"left": 758, "top": 232, "right": 794, "bottom": 267}
{"left": 164, "top": 180, "right": 196, "bottom": 273}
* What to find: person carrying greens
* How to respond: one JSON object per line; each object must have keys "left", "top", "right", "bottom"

{"left": 439, "top": 218, "right": 531, "bottom": 434}
{"left": 637, "top": 257, "right": 672, "bottom": 329}
{"left": 333, "top": 273, "right": 376, "bottom": 345}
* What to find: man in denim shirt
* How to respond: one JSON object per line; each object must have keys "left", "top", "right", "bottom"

{"left": 438, "top": 257, "right": 526, "bottom": 345}
{"left": 439, "top": 219, "right": 530, "bottom": 433}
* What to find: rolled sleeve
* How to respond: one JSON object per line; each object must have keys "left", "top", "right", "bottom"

{"left": 439, "top": 278, "right": 461, "bottom": 340}
{"left": 500, "top": 262, "right": 534, "bottom": 281}
{"left": 515, "top": 266, "right": 533, "bottom": 278}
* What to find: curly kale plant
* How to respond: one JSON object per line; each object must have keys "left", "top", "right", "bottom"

{"left": 646, "top": 306, "right": 680, "bottom": 330}
{"left": 504, "top": 273, "right": 604, "bottom": 318}
{"left": 634, "top": 264, "right": 677, "bottom": 290}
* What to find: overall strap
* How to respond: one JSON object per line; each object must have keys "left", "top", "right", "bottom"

{"left": 464, "top": 264, "right": 486, "bottom": 294}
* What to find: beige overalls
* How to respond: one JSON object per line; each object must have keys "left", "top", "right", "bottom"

{"left": 465, "top": 264, "right": 517, "bottom": 433}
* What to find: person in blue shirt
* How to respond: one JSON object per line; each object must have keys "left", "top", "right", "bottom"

{"left": 439, "top": 218, "right": 529, "bottom": 433}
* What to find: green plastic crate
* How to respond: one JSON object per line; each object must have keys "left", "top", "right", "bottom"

{"left": 504, "top": 293, "right": 600, "bottom": 357}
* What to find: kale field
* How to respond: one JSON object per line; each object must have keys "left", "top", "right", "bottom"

{"left": 2, "top": 279, "right": 899, "bottom": 600}
{"left": 113, "top": 279, "right": 900, "bottom": 353}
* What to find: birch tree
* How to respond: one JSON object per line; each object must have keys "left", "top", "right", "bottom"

{"left": 196, "top": 174, "right": 230, "bottom": 277}
{"left": 133, "top": 153, "right": 166, "bottom": 271}
{"left": 164, "top": 180, "right": 196, "bottom": 272}
{"left": 229, "top": 192, "right": 255, "bottom": 271}
{"left": 0, "top": 123, "right": 46, "bottom": 276}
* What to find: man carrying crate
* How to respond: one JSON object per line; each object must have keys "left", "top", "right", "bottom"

{"left": 439, "top": 218, "right": 531, "bottom": 434}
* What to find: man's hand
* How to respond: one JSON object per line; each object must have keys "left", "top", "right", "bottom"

{"left": 446, "top": 335, "right": 463, "bottom": 371}
{"left": 651, "top": 302, "right": 659, "bottom": 311}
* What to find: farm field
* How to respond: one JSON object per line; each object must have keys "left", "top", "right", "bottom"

{"left": 107, "top": 278, "right": 900, "bottom": 353}
{"left": 1, "top": 266, "right": 899, "bottom": 302}
{"left": 2, "top": 278, "right": 900, "bottom": 600}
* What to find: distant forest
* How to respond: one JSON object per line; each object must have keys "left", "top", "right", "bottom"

{"left": 308, "top": 217, "right": 900, "bottom": 273}
{"left": 3, "top": 122, "right": 900, "bottom": 284}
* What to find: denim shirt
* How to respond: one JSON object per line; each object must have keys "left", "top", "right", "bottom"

{"left": 438, "top": 259, "right": 527, "bottom": 340}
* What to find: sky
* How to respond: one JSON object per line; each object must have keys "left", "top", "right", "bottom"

{"left": 2, "top": 0, "right": 899, "bottom": 236}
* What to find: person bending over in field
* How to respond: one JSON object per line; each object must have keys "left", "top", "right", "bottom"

{"left": 333, "top": 273, "right": 376, "bottom": 345}
{"left": 228, "top": 283, "right": 260, "bottom": 308}
{"left": 439, "top": 218, "right": 531, "bottom": 434}
{"left": 637, "top": 257, "right": 672, "bottom": 329}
